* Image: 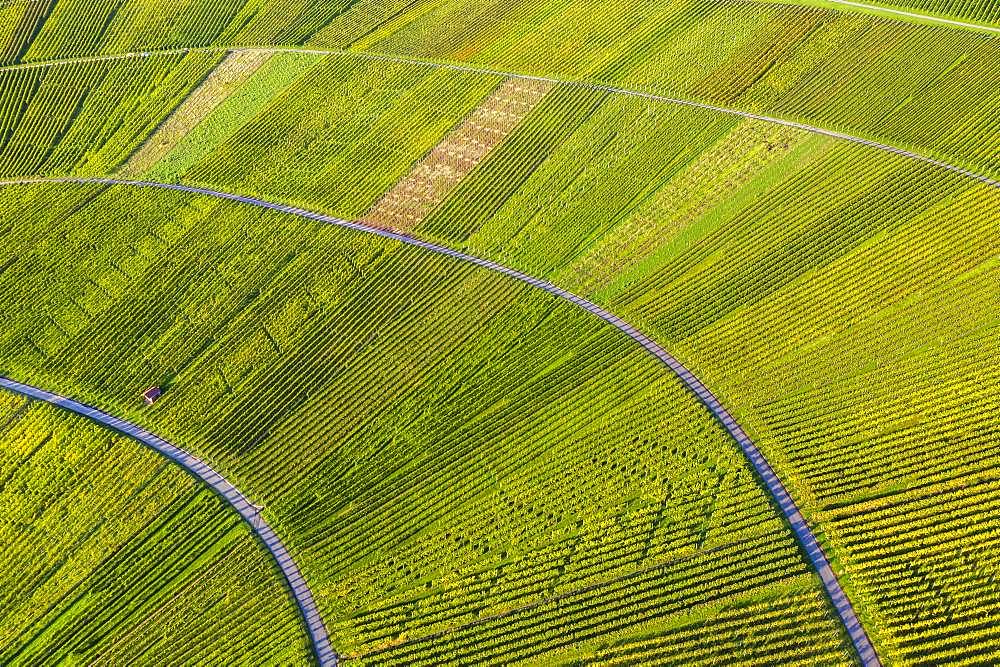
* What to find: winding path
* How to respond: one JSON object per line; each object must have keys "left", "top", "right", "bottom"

{"left": 0, "top": 46, "right": 997, "bottom": 190}
{"left": 0, "top": 376, "right": 339, "bottom": 667}
{"left": 0, "top": 176, "right": 881, "bottom": 665}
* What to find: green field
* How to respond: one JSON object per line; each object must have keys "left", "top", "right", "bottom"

{"left": 363, "top": 81, "right": 1000, "bottom": 662}
{"left": 0, "top": 394, "right": 309, "bottom": 665}
{"left": 0, "top": 51, "right": 221, "bottom": 177}
{"left": 0, "top": 0, "right": 996, "bottom": 664}
{"left": 0, "top": 0, "right": 995, "bottom": 177}
{"left": 0, "top": 183, "right": 856, "bottom": 663}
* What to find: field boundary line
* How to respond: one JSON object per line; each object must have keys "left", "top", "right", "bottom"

{"left": 2, "top": 0, "right": 996, "bottom": 36}
{"left": 821, "top": 0, "right": 1000, "bottom": 32}
{"left": 325, "top": 48, "right": 1000, "bottom": 189}
{"left": 0, "top": 46, "right": 996, "bottom": 190}
{"left": 0, "top": 376, "right": 339, "bottom": 667}
{"left": 0, "top": 176, "right": 881, "bottom": 665}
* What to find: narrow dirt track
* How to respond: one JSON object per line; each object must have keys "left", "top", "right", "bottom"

{"left": 0, "top": 176, "right": 882, "bottom": 666}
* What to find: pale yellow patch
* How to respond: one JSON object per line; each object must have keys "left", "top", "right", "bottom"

{"left": 560, "top": 120, "right": 808, "bottom": 296}
{"left": 120, "top": 50, "right": 273, "bottom": 177}
{"left": 361, "top": 77, "right": 554, "bottom": 232}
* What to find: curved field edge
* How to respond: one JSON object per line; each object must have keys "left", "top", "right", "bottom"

{"left": 0, "top": 177, "right": 875, "bottom": 664}
{"left": 0, "top": 1, "right": 988, "bottom": 664}
{"left": 807, "top": 0, "right": 1000, "bottom": 30}
{"left": 799, "top": 0, "right": 1000, "bottom": 32}
{"left": 0, "top": 392, "right": 312, "bottom": 665}
{"left": 0, "top": 46, "right": 997, "bottom": 190}
{"left": 394, "top": 83, "right": 1000, "bottom": 662}
{"left": 0, "top": 0, "right": 993, "bottom": 180}
{"left": 0, "top": 377, "right": 338, "bottom": 666}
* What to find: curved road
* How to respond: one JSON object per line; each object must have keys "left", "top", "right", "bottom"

{"left": 0, "top": 376, "right": 339, "bottom": 667}
{"left": 0, "top": 176, "right": 880, "bottom": 665}
{"left": 0, "top": 47, "right": 997, "bottom": 190}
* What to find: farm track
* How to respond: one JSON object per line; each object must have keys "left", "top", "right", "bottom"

{"left": 822, "top": 0, "right": 1000, "bottom": 32}
{"left": 0, "top": 376, "right": 339, "bottom": 667}
{"left": 0, "top": 176, "right": 881, "bottom": 666}
{"left": 0, "top": 46, "right": 997, "bottom": 190}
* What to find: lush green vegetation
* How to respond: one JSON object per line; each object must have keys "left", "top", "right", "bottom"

{"left": 338, "top": 0, "right": 1000, "bottom": 176}
{"left": 340, "top": 2, "right": 1000, "bottom": 178}
{"left": 818, "top": 0, "right": 1000, "bottom": 25}
{"left": 361, "top": 87, "right": 997, "bottom": 662}
{"left": 0, "top": 182, "right": 853, "bottom": 663}
{"left": 0, "top": 0, "right": 995, "bottom": 662}
{"left": 0, "top": 51, "right": 220, "bottom": 177}
{"left": 142, "top": 51, "right": 322, "bottom": 182}
{"left": 659, "top": 177, "right": 1000, "bottom": 664}
{"left": 120, "top": 50, "right": 275, "bottom": 177}
{"left": 56, "top": 43, "right": 984, "bottom": 221}
{"left": 16, "top": 0, "right": 420, "bottom": 60}
{"left": 23, "top": 0, "right": 264, "bottom": 60}
{"left": 0, "top": 392, "right": 310, "bottom": 665}
{"left": 177, "top": 54, "right": 502, "bottom": 218}
{"left": 0, "top": 0, "right": 994, "bottom": 176}
{"left": 0, "top": 0, "right": 51, "bottom": 66}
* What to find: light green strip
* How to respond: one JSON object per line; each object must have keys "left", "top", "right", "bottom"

{"left": 144, "top": 51, "right": 323, "bottom": 182}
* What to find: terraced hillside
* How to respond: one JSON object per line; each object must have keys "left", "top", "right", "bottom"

{"left": 0, "top": 182, "right": 857, "bottom": 664}
{"left": 0, "top": 0, "right": 997, "bottom": 664}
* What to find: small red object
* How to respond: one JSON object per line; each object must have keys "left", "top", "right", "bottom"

{"left": 142, "top": 386, "right": 162, "bottom": 405}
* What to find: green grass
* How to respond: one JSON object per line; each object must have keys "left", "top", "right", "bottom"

{"left": 0, "top": 394, "right": 310, "bottom": 665}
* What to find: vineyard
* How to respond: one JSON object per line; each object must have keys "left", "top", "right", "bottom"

{"left": 375, "top": 79, "right": 999, "bottom": 662}
{"left": 0, "top": 0, "right": 996, "bottom": 664}
{"left": 0, "top": 0, "right": 994, "bottom": 177}
{"left": 0, "top": 182, "right": 855, "bottom": 663}
{"left": 0, "top": 51, "right": 219, "bottom": 177}
{"left": 822, "top": 0, "right": 1000, "bottom": 25}
{"left": 0, "top": 393, "right": 309, "bottom": 665}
